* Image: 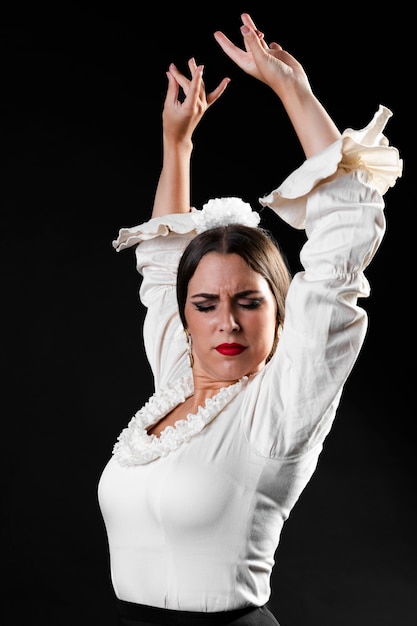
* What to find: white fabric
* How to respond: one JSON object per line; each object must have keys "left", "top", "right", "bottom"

{"left": 98, "top": 106, "right": 402, "bottom": 611}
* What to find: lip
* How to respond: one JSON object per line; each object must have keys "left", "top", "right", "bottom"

{"left": 215, "top": 343, "right": 247, "bottom": 356}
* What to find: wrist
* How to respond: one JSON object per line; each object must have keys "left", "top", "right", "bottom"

{"left": 163, "top": 133, "right": 194, "bottom": 155}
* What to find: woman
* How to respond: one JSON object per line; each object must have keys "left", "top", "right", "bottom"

{"left": 98, "top": 13, "right": 402, "bottom": 626}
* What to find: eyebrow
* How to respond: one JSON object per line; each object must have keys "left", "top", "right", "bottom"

{"left": 190, "top": 290, "right": 263, "bottom": 299}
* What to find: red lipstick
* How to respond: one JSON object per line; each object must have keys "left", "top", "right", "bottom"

{"left": 215, "top": 343, "right": 247, "bottom": 356}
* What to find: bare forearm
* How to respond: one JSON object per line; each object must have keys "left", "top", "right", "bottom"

{"left": 151, "top": 61, "right": 229, "bottom": 219}
{"left": 278, "top": 88, "right": 341, "bottom": 159}
{"left": 152, "top": 139, "right": 193, "bottom": 218}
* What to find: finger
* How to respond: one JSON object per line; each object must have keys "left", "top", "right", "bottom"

{"left": 258, "top": 35, "right": 269, "bottom": 50}
{"left": 188, "top": 57, "right": 198, "bottom": 75}
{"left": 268, "top": 44, "right": 303, "bottom": 71}
{"left": 182, "top": 63, "right": 204, "bottom": 105}
{"left": 239, "top": 24, "right": 267, "bottom": 62}
{"left": 164, "top": 68, "right": 180, "bottom": 106}
{"left": 269, "top": 42, "right": 283, "bottom": 52}
{"left": 241, "top": 14, "right": 269, "bottom": 49}
{"left": 207, "top": 76, "right": 231, "bottom": 106}
{"left": 169, "top": 62, "right": 192, "bottom": 95}
{"left": 213, "top": 30, "right": 249, "bottom": 67}
{"left": 188, "top": 57, "right": 207, "bottom": 99}
{"left": 240, "top": 13, "right": 258, "bottom": 30}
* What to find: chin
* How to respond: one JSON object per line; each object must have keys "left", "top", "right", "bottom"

{"left": 196, "top": 355, "right": 267, "bottom": 382}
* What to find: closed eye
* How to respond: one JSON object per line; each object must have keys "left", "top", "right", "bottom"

{"left": 194, "top": 303, "right": 216, "bottom": 312}
{"left": 194, "top": 298, "right": 263, "bottom": 312}
{"left": 238, "top": 299, "right": 262, "bottom": 309}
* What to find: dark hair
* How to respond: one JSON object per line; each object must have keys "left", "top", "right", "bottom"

{"left": 177, "top": 224, "right": 292, "bottom": 357}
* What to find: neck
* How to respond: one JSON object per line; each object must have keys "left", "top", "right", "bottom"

{"left": 191, "top": 371, "right": 239, "bottom": 394}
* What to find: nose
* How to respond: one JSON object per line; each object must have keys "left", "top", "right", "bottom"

{"left": 219, "top": 305, "right": 240, "bottom": 333}
{"left": 221, "top": 321, "right": 240, "bottom": 333}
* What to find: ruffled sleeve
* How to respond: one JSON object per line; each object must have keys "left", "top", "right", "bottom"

{"left": 111, "top": 212, "right": 202, "bottom": 391}
{"left": 112, "top": 210, "right": 199, "bottom": 252}
{"left": 245, "top": 106, "right": 402, "bottom": 459}
{"left": 259, "top": 105, "right": 403, "bottom": 230}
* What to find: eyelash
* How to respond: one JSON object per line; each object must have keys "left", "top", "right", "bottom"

{"left": 194, "top": 300, "right": 262, "bottom": 312}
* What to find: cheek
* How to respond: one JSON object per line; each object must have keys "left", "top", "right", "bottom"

{"left": 259, "top": 310, "right": 278, "bottom": 351}
{"left": 184, "top": 306, "right": 212, "bottom": 339}
{"left": 184, "top": 303, "right": 193, "bottom": 329}
{"left": 184, "top": 304, "right": 196, "bottom": 330}
{"left": 251, "top": 303, "right": 277, "bottom": 335}
{"left": 258, "top": 318, "right": 276, "bottom": 346}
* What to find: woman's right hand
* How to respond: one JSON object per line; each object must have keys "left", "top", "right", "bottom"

{"left": 162, "top": 58, "right": 230, "bottom": 147}
{"left": 152, "top": 60, "right": 229, "bottom": 218}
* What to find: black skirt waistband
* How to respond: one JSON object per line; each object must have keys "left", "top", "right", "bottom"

{"left": 115, "top": 599, "right": 260, "bottom": 625}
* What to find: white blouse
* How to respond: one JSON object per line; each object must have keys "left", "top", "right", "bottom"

{"left": 98, "top": 106, "right": 402, "bottom": 611}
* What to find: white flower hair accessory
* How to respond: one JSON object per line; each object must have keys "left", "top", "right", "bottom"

{"left": 192, "top": 197, "right": 261, "bottom": 234}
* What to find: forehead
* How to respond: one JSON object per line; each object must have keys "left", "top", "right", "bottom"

{"left": 188, "top": 252, "right": 268, "bottom": 292}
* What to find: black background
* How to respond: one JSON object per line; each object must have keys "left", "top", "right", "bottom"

{"left": 2, "top": 2, "right": 414, "bottom": 625}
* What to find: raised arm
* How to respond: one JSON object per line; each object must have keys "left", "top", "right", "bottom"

{"left": 214, "top": 13, "right": 341, "bottom": 158}
{"left": 152, "top": 59, "right": 230, "bottom": 218}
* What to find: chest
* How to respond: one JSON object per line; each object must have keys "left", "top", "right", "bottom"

{"left": 99, "top": 418, "right": 262, "bottom": 541}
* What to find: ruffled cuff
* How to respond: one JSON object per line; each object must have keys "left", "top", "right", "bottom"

{"left": 113, "top": 210, "right": 198, "bottom": 252}
{"left": 259, "top": 105, "right": 403, "bottom": 230}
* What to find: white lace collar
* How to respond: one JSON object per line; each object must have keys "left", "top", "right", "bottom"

{"left": 112, "top": 374, "right": 247, "bottom": 466}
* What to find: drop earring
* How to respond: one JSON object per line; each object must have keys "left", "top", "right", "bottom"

{"left": 184, "top": 329, "right": 194, "bottom": 368}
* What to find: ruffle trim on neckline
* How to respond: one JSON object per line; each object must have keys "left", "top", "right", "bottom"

{"left": 112, "top": 375, "right": 248, "bottom": 466}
